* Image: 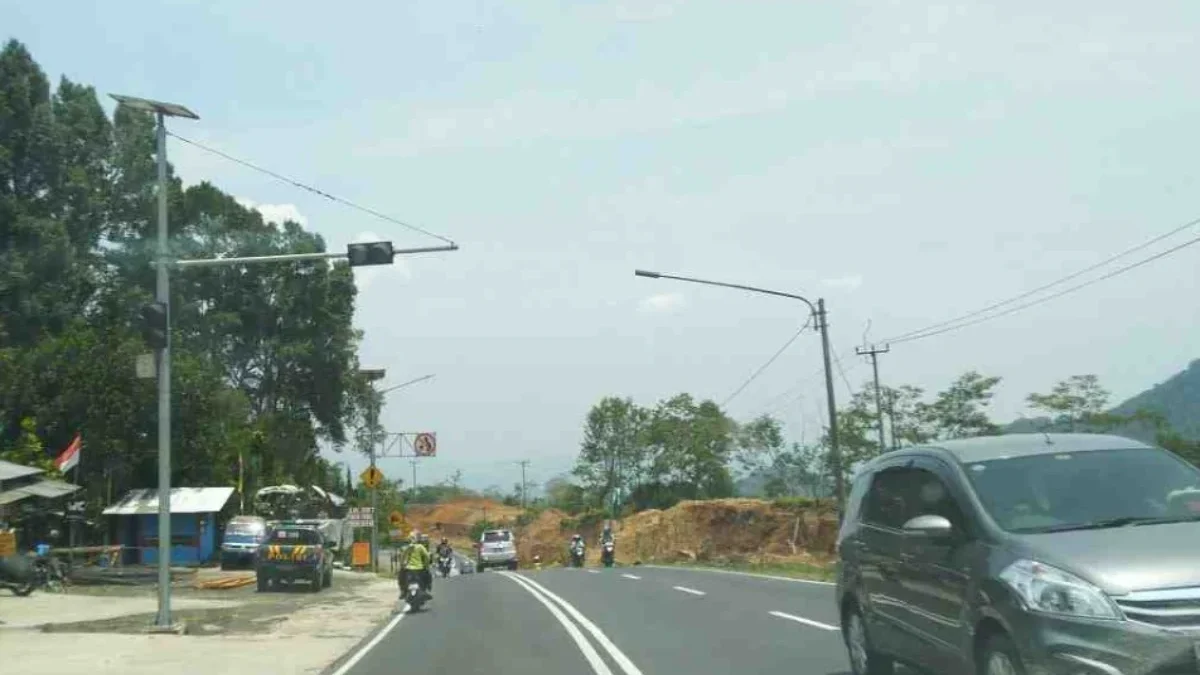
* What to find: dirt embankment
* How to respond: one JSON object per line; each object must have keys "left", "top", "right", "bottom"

{"left": 611, "top": 498, "right": 838, "bottom": 566}
{"left": 404, "top": 498, "right": 523, "bottom": 549}
{"left": 521, "top": 498, "right": 838, "bottom": 568}
{"left": 398, "top": 496, "right": 838, "bottom": 569}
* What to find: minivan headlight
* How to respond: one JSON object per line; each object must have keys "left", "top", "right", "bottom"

{"left": 999, "top": 560, "right": 1121, "bottom": 620}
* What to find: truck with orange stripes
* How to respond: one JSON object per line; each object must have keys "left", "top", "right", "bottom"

{"left": 254, "top": 524, "right": 334, "bottom": 592}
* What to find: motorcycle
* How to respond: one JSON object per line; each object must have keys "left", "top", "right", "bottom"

{"left": 437, "top": 554, "right": 452, "bottom": 579}
{"left": 601, "top": 541, "right": 615, "bottom": 568}
{"left": 405, "top": 577, "right": 429, "bottom": 612}
{"left": 0, "top": 554, "right": 36, "bottom": 596}
{"left": 569, "top": 542, "right": 586, "bottom": 568}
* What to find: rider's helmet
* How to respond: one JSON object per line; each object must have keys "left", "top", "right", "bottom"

{"left": 418, "top": 533, "right": 431, "bottom": 547}
{"left": 440, "top": 538, "right": 448, "bottom": 546}
{"left": 409, "top": 530, "right": 422, "bottom": 544}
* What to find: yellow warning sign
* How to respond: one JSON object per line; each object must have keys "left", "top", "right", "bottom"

{"left": 360, "top": 466, "right": 384, "bottom": 489}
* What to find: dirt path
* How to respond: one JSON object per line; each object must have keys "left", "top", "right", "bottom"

{"left": 1, "top": 570, "right": 401, "bottom": 675}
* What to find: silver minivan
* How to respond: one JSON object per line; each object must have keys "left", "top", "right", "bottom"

{"left": 836, "top": 433, "right": 1200, "bottom": 675}
{"left": 476, "top": 529, "right": 518, "bottom": 571}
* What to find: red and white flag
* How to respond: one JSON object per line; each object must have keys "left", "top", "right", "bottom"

{"left": 54, "top": 433, "right": 82, "bottom": 473}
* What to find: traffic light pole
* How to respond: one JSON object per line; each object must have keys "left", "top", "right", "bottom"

{"left": 173, "top": 244, "right": 457, "bottom": 269}
{"left": 154, "top": 112, "right": 174, "bottom": 630}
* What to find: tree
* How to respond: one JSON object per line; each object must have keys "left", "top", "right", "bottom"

{"left": 883, "top": 384, "right": 931, "bottom": 448}
{"left": 917, "top": 371, "right": 1002, "bottom": 439}
{"left": 573, "top": 397, "right": 648, "bottom": 513}
{"left": 544, "top": 475, "right": 586, "bottom": 513}
{"left": 0, "top": 40, "right": 372, "bottom": 509}
{"left": 642, "top": 394, "right": 736, "bottom": 501}
{"left": 1027, "top": 374, "right": 1111, "bottom": 431}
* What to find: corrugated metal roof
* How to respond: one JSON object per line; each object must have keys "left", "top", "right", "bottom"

{"left": 0, "top": 460, "right": 44, "bottom": 482}
{"left": 102, "top": 487, "right": 235, "bottom": 515}
{"left": 0, "top": 478, "right": 81, "bottom": 506}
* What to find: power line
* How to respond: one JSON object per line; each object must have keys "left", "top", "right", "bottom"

{"left": 893, "top": 230, "right": 1200, "bottom": 345}
{"left": 883, "top": 213, "right": 1200, "bottom": 344}
{"left": 720, "top": 316, "right": 814, "bottom": 407}
{"left": 832, "top": 350, "right": 856, "bottom": 397}
{"left": 167, "top": 132, "right": 457, "bottom": 246}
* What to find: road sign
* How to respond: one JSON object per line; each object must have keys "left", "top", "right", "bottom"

{"left": 347, "top": 507, "right": 374, "bottom": 527}
{"left": 360, "top": 466, "right": 384, "bottom": 489}
{"left": 413, "top": 432, "right": 437, "bottom": 457}
{"left": 389, "top": 511, "right": 405, "bottom": 527}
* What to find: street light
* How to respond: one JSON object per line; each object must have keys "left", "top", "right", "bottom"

{"left": 633, "top": 269, "right": 846, "bottom": 511}
{"left": 111, "top": 93, "right": 198, "bottom": 632}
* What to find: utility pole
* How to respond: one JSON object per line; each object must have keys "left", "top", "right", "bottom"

{"left": 856, "top": 344, "right": 891, "bottom": 453}
{"left": 410, "top": 459, "right": 418, "bottom": 497}
{"left": 517, "top": 460, "right": 530, "bottom": 509}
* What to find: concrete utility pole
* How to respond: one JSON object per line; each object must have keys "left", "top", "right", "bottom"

{"left": 410, "top": 459, "right": 419, "bottom": 497}
{"left": 856, "top": 344, "right": 891, "bottom": 454}
{"left": 517, "top": 460, "right": 530, "bottom": 509}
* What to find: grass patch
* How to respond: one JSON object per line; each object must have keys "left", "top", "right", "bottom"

{"left": 652, "top": 558, "right": 836, "bottom": 583}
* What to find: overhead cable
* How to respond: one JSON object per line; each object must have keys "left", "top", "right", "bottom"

{"left": 168, "top": 132, "right": 457, "bottom": 246}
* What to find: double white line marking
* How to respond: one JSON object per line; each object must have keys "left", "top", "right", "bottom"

{"left": 501, "top": 572, "right": 644, "bottom": 675}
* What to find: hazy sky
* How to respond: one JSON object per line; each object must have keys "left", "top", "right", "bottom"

{"left": 8, "top": 1, "right": 1200, "bottom": 491}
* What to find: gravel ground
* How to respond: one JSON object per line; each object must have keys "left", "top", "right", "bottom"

{"left": 2, "top": 569, "right": 405, "bottom": 675}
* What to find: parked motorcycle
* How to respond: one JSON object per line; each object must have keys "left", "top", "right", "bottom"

{"left": 0, "top": 554, "right": 36, "bottom": 596}
{"left": 437, "top": 554, "right": 452, "bottom": 579}
{"left": 601, "top": 541, "right": 615, "bottom": 568}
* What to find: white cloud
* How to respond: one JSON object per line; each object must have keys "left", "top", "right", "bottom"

{"left": 235, "top": 197, "right": 309, "bottom": 227}
{"left": 638, "top": 292, "right": 685, "bottom": 313}
{"left": 821, "top": 275, "right": 864, "bottom": 291}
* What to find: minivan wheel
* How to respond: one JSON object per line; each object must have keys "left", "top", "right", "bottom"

{"left": 980, "top": 633, "right": 1026, "bottom": 675}
{"left": 845, "top": 608, "right": 894, "bottom": 675}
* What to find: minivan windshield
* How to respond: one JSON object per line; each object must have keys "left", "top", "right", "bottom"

{"left": 965, "top": 447, "right": 1200, "bottom": 534}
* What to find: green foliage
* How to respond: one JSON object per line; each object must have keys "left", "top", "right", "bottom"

{"left": 0, "top": 40, "right": 371, "bottom": 506}
{"left": 543, "top": 475, "right": 586, "bottom": 514}
{"left": 560, "top": 508, "right": 607, "bottom": 534}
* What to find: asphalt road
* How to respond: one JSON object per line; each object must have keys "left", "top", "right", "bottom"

{"left": 325, "top": 565, "right": 857, "bottom": 675}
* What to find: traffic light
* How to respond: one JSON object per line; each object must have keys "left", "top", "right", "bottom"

{"left": 346, "top": 241, "right": 394, "bottom": 267}
{"left": 140, "top": 302, "right": 168, "bottom": 350}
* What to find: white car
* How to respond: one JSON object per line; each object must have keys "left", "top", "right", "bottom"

{"left": 476, "top": 529, "right": 518, "bottom": 571}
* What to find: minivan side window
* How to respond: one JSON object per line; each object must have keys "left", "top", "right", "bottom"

{"left": 863, "top": 465, "right": 966, "bottom": 531}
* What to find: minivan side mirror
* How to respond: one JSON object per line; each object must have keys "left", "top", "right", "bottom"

{"left": 902, "top": 514, "right": 954, "bottom": 539}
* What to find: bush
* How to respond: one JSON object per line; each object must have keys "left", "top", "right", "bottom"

{"left": 560, "top": 508, "right": 606, "bottom": 533}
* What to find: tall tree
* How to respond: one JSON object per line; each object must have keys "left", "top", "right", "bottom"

{"left": 573, "top": 396, "right": 648, "bottom": 511}
{"left": 1026, "top": 374, "right": 1111, "bottom": 431}
{"left": 917, "top": 371, "right": 1002, "bottom": 439}
{"left": 643, "top": 394, "right": 736, "bottom": 500}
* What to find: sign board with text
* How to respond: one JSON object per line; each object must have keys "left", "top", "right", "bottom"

{"left": 347, "top": 507, "right": 374, "bottom": 527}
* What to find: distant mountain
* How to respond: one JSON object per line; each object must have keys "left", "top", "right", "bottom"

{"left": 1111, "top": 359, "right": 1200, "bottom": 440}
{"left": 1003, "top": 359, "right": 1200, "bottom": 441}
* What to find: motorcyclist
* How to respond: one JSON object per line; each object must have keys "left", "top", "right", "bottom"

{"left": 600, "top": 522, "right": 614, "bottom": 545}
{"left": 569, "top": 534, "right": 585, "bottom": 565}
{"left": 435, "top": 538, "right": 453, "bottom": 574}
{"left": 398, "top": 531, "right": 432, "bottom": 599}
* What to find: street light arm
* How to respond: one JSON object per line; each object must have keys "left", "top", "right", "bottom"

{"left": 634, "top": 269, "right": 818, "bottom": 317}
{"left": 380, "top": 374, "right": 436, "bottom": 395}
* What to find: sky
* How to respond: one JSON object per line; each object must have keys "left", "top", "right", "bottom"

{"left": 7, "top": 1, "right": 1200, "bottom": 491}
